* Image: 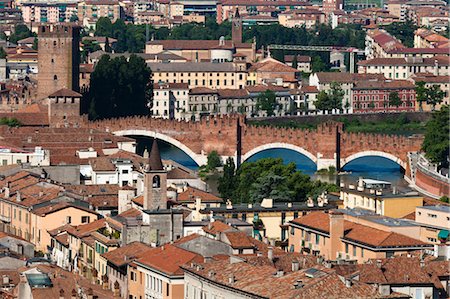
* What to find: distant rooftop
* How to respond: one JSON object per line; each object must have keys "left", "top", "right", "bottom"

{"left": 418, "top": 205, "right": 450, "bottom": 213}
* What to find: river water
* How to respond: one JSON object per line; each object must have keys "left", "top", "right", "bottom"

{"left": 132, "top": 136, "right": 407, "bottom": 188}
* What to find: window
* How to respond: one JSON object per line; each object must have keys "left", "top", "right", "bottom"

{"left": 353, "top": 245, "right": 357, "bottom": 256}
{"left": 152, "top": 175, "right": 160, "bottom": 188}
{"left": 53, "top": 75, "right": 57, "bottom": 80}
{"left": 66, "top": 216, "right": 71, "bottom": 224}
{"left": 315, "top": 234, "right": 320, "bottom": 245}
{"left": 122, "top": 169, "right": 129, "bottom": 174}
{"left": 81, "top": 216, "right": 90, "bottom": 223}
{"left": 427, "top": 213, "right": 437, "bottom": 218}
{"left": 345, "top": 243, "right": 349, "bottom": 254}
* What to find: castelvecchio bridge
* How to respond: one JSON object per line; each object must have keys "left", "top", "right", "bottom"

{"left": 83, "top": 115, "right": 423, "bottom": 173}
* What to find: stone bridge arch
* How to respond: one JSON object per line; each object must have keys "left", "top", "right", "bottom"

{"left": 341, "top": 151, "right": 406, "bottom": 170}
{"left": 113, "top": 129, "right": 206, "bottom": 166}
{"left": 241, "top": 143, "right": 318, "bottom": 165}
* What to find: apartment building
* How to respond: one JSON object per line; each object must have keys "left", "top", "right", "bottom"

{"left": 288, "top": 210, "right": 432, "bottom": 263}
{"left": 414, "top": 205, "right": 450, "bottom": 245}
{"left": 357, "top": 56, "right": 450, "bottom": 79}
{"left": 414, "top": 28, "right": 449, "bottom": 49}
{"left": 148, "top": 61, "right": 247, "bottom": 90}
{"left": 145, "top": 39, "right": 256, "bottom": 63}
{"left": 352, "top": 79, "right": 416, "bottom": 113}
{"left": 0, "top": 171, "right": 99, "bottom": 252}
{"left": 151, "top": 82, "right": 189, "bottom": 119}
{"left": 409, "top": 73, "right": 450, "bottom": 111}
{"left": 340, "top": 179, "right": 423, "bottom": 218}
{"left": 309, "top": 72, "right": 386, "bottom": 113}
{"left": 77, "top": 0, "right": 122, "bottom": 25}
{"left": 21, "top": 1, "right": 78, "bottom": 23}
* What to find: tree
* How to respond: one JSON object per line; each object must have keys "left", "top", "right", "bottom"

{"left": 250, "top": 173, "right": 293, "bottom": 203}
{"left": 83, "top": 54, "right": 152, "bottom": 119}
{"left": 9, "top": 24, "right": 35, "bottom": 44}
{"left": 425, "top": 85, "right": 445, "bottom": 111}
{"left": 311, "top": 56, "right": 327, "bottom": 72}
{"left": 256, "top": 90, "right": 277, "bottom": 116}
{"left": 0, "top": 47, "right": 6, "bottom": 59}
{"left": 32, "top": 37, "right": 38, "bottom": 50}
{"left": 206, "top": 150, "right": 222, "bottom": 169}
{"left": 104, "top": 37, "right": 112, "bottom": 53}
{"left": 440, "top": 196, "right": 449, "bottom": 204}
{"left": 422, "top": 105, "right": 449, "bottom": 167}
{"left": 329, "top": 81, "right": 344, "bottom": 111}
{"left": 388, "top": 91, "right": 402, "bottom": 108}
{"left": 292, "top": 55, "right": 298, "bottom": 69}
{"left": 218, "top": 157, "right": 236, "bottom": 200}
{"left": 95, "top": 17, "right": 113, "bottom": 37}
{"left": 415, "top": 81, "right": 427, "bottom": 111}
{"left": 315, "top": 91, "right": 332, "bottom": 112}
{"left": 382, "top": 17, "right": 418, "bottom": 48}
{"left": 225, "top": 158, "right": 338, "bottom": 204}
{"left": 70, "top": 14, "right": 79, "bottom": 22}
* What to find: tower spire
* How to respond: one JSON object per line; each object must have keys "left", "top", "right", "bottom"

{"left": 147, "top": 139, "right": 163, "bottom": 171}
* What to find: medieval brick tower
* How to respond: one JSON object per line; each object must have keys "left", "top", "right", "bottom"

{"left": 143, "top": 140, "right": 168, "bottom": 211}
{"left": 232, "top": 8, "right": 242, "bottom": 45}
{"left": 37, "top": 24, "right": 80, "bottom": 100}
{"left": 323, "top": 0, "right": 344, "bottom": 20}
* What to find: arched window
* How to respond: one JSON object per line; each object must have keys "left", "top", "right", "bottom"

{"left": 152, "top": 175, "right": 160, "bottom": 188}
{"left": 53, "top": 75, "right": 57, "bottom": 80}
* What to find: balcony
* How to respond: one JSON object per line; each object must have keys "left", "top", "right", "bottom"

{"left": 0, "top": 215, "right": 11, "bottom": 223}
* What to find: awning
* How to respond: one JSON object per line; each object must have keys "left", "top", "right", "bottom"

{"left": 438, "top": 229, "right": 449, "bottom": 240}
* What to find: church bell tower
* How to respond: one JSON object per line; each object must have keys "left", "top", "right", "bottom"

{"left": 232, "top": 8, "right": 242, "bottom": 44}
{"left": 143, "top": 140, "right": 167, "bottom": 211}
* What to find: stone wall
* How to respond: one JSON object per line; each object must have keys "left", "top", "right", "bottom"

{"left": 250, "top": 112, "right": 432, "bottom": 127}
{"left": 84, "top": 114, "right": 423, "bottom": 170}
{"left": 415, "top": 167, "right": 449, "bottom": 198}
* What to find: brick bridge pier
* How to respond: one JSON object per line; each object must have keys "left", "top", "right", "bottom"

{"left": 83, "top": 115, "right": 423, "bottom": 173}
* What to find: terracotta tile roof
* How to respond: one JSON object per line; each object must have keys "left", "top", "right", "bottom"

{"left": 353, "top": 80, "right": 415, "bottom": 90}
{"left": 217, "top": 88, "right": 249, "bottom": 98}
{"left": 53, "top": 233, "right": 69, "bottom": 247}
{"left": 69, "top": 218, "right": 107, "bottom": 238}
{"left": 291, "top": 211, "right": 429, "bottom": 249}
{"left": 182, "top": 261, "right": 395, "bottom": 299}
{"left": 20, "top": 264, "right": 115, "bottom": 299}
{"left": 167, "top": 167, "right": 196, "bottom": 179}
{"left": 90, "top": 231, "right": 120, "bottom": 246}
{"left": 189, "top": 87, "right": 217, "bottom": 95}
{"left": 315, "top": 72, "right": 385, "bottom": 84}
{"left": 136, "top": 244, "right": 203, "bottom": 276}
{"left": 117, "top": 208, "right": 141, "bottom": 218}
{"left": 80, "top": 63, "right": 94, "bottom": 73}
{"left": 65, "top": 184, "right": 120, "bottom": 197}
{"left": 48, "top": 88, "right": 82, "bottom": 98}
{"left": 86, "top": 195, "right": 118, "bottom": 209}
{"left": 249, "top": 59, "right": 298, "bottom": 73}
{"left": 89, "top": 156, "right": 116, "bottom": 171}
{"left": 402, "top": 211, "right": 415, "bottom": 220}
{"left": 178, "top": 186, "right": 222, "bottom": 203}
{"left": 146, "top": 39, "right": 252, "bottom": 50}
{"left": 32, "top": 202, "right": 98, "bottom": 217}
{"left": 202, "top": 221, "right": 235, "bottom": 236}
{"left": 224, "top": 231, "right": 255, "bottom": 249}
{"left": 0, "top": 231, "right": 31, "bottom": 243}
{"left": 101, "top": 242, "right": 152, "bottom": 267}
{"left": 132, "top": 195, "right": 143, "bottom": 206}
{"left": 300, "top": 85, "right": 319, "bottom": 93}
{"left": 284, "top": 55, "right": 311, "bottom": 63}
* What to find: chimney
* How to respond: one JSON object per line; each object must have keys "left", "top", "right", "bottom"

{"left": 329, "top": 210, "right": 344, "bottom": 260}
{"left": 16, "top": 191, "right": 21, "bottom": 202}
{"left": 113, "top": 281, "right": 120, "bottom": 297}
{"left": 378, "top": 284, "right": 391, "bottom": 296}
{"left": 59, "top": 289, "right": 65, "bottom": 299}
{"left": 376, "top": 259, "right": 382, "bottom": 268}
{"left": 228, "top": 274, "right": 235, "bottom": 284}
{"left": 268, "top": 247, "right": 274, "bottom": 262}
{"left": 345, "top": 278, "right": 352, "bottom": 288}
{"left": 292, "top": 260, "right": 300, "bottom": 272}
{"left": 71, "top": 289, "right": 77, "bottom": 299}
{"left": 293, "top": 280, "right": 304, "bottom": 289}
